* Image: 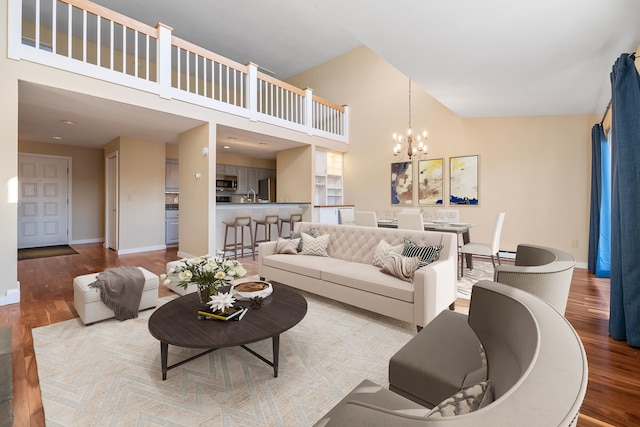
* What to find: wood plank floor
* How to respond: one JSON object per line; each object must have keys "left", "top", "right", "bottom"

{"left": 2, "top": 243, "right": 639, "bottom": 426}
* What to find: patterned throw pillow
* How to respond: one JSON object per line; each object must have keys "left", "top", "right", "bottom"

{"left": 402, "top": 238, "right": 444, "bottom": 268}
{"left": 426, "top": 380, "right": 494, "bottom": 418}
{"left": 380, "top": 252, "right": 420, "bottom": 282}
{"left": 300, "top": 233, "right": 330, "bottom": 257}
{"left": 291, "top": 228, "right": 317, "bottom": 252}
{"left": 275, "top": 237, "right": 300, "bottom": 255}
{"left": 372, "top": 240, "right": 404, "bottom": 267}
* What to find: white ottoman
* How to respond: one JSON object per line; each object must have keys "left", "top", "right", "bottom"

{"left": 73, "top": 267, "right": 159, "bottom": 325}
{"left": 165, "top": 260, "right": 198, "bottom": 296}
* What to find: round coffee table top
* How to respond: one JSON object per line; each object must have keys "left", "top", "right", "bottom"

{"left": 148, "top": 283, "right": 307, "bottom": 349}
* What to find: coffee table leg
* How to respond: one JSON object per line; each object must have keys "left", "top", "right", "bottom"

{"left": 161, "top": 342, "right": 168, "bottom": 380}
{"left": 272, "top": 335, "right": 280, "bottom": 378}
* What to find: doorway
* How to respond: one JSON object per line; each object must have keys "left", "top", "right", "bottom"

{"left": 17, "top": 154, "right": 70, "bottom": 249}
{"left": 105, "top": 152, "right": 119, "bottom": 250}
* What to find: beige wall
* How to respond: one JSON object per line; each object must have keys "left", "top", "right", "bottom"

{"left": 178, "top": 123, "right": 215, "bottom": 257}
{"left": 107, "top": 137, "right": 166, "bottom": 252}
{"left": 288, "top": 46, "right": 594, "bottom": 262}
{"left": 277, "top": 146, "right": 313, "bottom": 216}
{"left": 18, "top": 140, "right": 106, "bottom": 243}
{"left": 216, "top": 152, "right": 276, "bottom": 169}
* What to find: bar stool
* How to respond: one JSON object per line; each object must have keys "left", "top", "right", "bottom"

{"left": 222, "top": 209, "right": 255, "bottom": 260}
{"left": 278, "top": 208, "right": 303, "bottom": 238}
{"left": 253, "top": 208, "right": 280, "bottom": 248}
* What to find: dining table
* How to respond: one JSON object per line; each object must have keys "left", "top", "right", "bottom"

{"left": 377, "top": 219, "right": 477, "bottom": 272}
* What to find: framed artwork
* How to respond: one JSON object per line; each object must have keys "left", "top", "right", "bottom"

{"left": 450, "top": 155, "right": 478, "bottom": 205}
{"left": 418, "top": 159, "right": 444, "bottom": 205}
{"left": 391, "top": 162, "right": 413, "bottom": 205}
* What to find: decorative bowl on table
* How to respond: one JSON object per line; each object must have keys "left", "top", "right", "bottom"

{"left": 231, "top": 280, "right": 273, "bottom": 300}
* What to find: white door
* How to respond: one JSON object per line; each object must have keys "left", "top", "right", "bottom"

{"left": 106, "top": 153, "right": 118, "bottom": 250}
{"left": 17, "top": 155, "right": 69, "bottom": 249}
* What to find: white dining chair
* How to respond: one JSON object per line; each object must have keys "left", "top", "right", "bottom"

{"left": 459, "top": 212, "right": 506, "bottom": 277}
{"left": 396, "top": 212, "right": 424, "bottom": 230}
{"left": 338, "top": 208, "right": 355, "bottom": 225}
{"left": 354, "top": 211, "right": 378, "bottom": 227}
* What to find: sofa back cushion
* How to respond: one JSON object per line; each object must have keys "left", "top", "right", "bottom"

{"left": 294, "top": 222, "right": 456, "bottom": 266}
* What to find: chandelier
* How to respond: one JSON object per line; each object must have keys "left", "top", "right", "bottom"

{"left": 392, "top": 79, "right": 428, "bottom": 160}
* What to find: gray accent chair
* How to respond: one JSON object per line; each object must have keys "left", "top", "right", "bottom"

{"left": 314, "top": 281, "right": 588, "bottom": 426}
{"left": 494, "top": 243, "right": 576, "bottom": 314}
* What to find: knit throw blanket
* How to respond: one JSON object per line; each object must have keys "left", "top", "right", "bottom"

{"left": 88, "top": 266, "right": 145, "bottom": 321}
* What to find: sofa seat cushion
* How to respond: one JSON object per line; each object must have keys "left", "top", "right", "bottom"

{"left": 322, "top": 262, "right": 414, "bottom": 302}
{"left": 262, "top": 254, "right": 350, "bottom": 279}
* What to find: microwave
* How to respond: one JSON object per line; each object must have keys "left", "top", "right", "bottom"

{"left": 216, "top": 176, "right": 237, "bottom": 191}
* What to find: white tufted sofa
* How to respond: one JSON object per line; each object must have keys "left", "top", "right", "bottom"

{"left": 258, "top": 222, "right": 458, "bottom": 328}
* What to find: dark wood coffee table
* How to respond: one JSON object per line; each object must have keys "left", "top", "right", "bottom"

{"left": 148, "top": 283, "right": 307, "bottom": 380}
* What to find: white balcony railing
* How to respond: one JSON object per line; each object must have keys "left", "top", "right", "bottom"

{"left": 8, "top": 0, "right": 349, "bottom": 143}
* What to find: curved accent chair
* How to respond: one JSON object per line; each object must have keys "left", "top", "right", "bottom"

{"left": 315, "top": 281, "right": 588, "bottom": 427}
{"left": 494, "top": 243, "right": 576, "bottom": 314}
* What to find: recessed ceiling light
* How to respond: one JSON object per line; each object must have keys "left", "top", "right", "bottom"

{"left": 52, "top": 136, "right": 63, "bottom": 140}
{"left": 223, "top": 145, "right": 231, "bottom": 149}
{"left": 61, "top": 120, "right": 77, "bottom": 125}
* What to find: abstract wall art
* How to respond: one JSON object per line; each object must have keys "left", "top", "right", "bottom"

{"left": 449, "top": 155, "right": 478, "bottom": 205}
{"left": 391, "top": 162, "right": 413, "bottom": 205}
{"left": 418, "top": 159, "right": 443, "bottom": 205}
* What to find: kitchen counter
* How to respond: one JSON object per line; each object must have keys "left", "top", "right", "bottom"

{"left": 216, "top": 203, "right": 311, "bottom": 253}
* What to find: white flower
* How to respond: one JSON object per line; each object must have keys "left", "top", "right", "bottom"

{"left": 203, "top": 263, "right": 214, "bottom": 273}
{"left": 216, "top": 250, "right": 224, "bottom": 256}
{"left": 223, "top": 260, "right": 234, "bottom": 268}
{"left": 178, "top": 270, "right": 193, "bottom": 281}
{"left": 160, "top": 273, "right": 167, "bottom": 280}
{"left": 235, "top": 266, "right": 247, "bottom": 277}
{"left": 163, "top": 278, "right": 172, "bottom": 286}
{"left": 214, "top": 271, "right": 226, "bottom": 279}
{"left": 169, "top": 267, "right": 177, "bottom": 274}
{"left": 208, "top": 292, "right": 236, "bottom": 313}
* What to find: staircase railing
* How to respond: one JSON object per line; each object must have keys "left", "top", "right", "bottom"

{"left": 8, "top": 0, "right": 348, "bottom": 142}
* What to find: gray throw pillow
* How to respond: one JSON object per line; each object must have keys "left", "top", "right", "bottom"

{"left": 426, "top": 380, "right": 494, "bottom": 418}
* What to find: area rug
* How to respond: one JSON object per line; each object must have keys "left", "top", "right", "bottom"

{"left": 17, "top": 245, "right": 78, "bottom": 260}
{"left": 32, "top": 292, "right": 415, "bottom": 426}
{"left": 457, "top": 260, "right": 495, "bottom": 299}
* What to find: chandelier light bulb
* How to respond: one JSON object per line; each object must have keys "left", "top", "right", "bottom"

{"left": 407, "top": 128, "right": 412, "bottom": 136}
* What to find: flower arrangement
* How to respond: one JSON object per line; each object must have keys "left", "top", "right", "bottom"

{"left": 162, "top": 251, "right": 247, "bottom": 304}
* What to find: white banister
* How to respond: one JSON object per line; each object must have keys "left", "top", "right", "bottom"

{"left": 304, "top": 88, "right": 313, "bottom": 135}
{"left": 156, "top": 23, "right": 173, "bottom": 99}
{"left": 12, "top": 0, "right": 348, "bottom": 143}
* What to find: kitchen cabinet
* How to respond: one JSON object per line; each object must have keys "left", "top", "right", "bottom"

{"left": 315, "top": 151, "right": 343, "bottom": 205}
{"left": 165, "top": 210, "right": 179, "bottom": 246}
{"left": 165, "top": 159, "right": 179, "bottom": 191}
{"left": 314, "top": 206, "right": 354, "bottom": 224}
{"left": 216, "top": 164, "right": 237, "bottom": 176}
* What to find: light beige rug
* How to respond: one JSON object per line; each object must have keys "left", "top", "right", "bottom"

{"left": 33, "top": 291, "right": 415, "bottom": 426}
{"left": 457, "top": 260, "right": 495, "bottom": 299}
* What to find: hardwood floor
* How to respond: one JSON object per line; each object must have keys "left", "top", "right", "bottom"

{"left": 2, "top": 243, "right": 639, "bottom": 426}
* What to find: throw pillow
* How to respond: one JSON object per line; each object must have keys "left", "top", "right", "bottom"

{"left": 426, "top": 380, "right": 494, "bottom": 418}
{"left": 402, "top": 238, "right": 444, "bottom": 268}
{"left": 380, "top": 252, "right": 420, "bottom": 282}
{"left": 292, "top": 228, "right": 317, "bottom": 252}
{"left": 300, "top": 233, "right": 330, "bottom": 257}
{"left": 372, "top": 240, "right": 404, "bottom": 267}
{"left": 275, "top": 237, "right": 300, "bottom": 255}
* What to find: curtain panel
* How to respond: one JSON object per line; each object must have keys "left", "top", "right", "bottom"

{"left": 609, "top": 53, "right": 640, "bottom": 347}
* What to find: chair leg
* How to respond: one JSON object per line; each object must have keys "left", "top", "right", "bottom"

{"left": 496, "top": 252, "right": 502, "bottom": 265}
{"left": 490, "top": 255, "right": 496, "bottom": 269}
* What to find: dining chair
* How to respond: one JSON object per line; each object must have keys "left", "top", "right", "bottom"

{"left": 338, "top": 208, "right": 355, "bottom": 225}
{"left": 459, "top": 212, "right": 506, "bottom": 277}
{"left": 396, "top": 212, "right": 424, "bottom": 230}
{"left": 354, "top": 211, "right": 378, "bottom": 227}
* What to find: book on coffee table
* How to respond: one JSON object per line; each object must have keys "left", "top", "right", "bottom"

{"left": 197, "top": 306, "right": 246, "bottom": 321}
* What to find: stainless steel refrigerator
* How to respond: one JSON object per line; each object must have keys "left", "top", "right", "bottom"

{"left": 258, "top": 178, "right": 276, "bottom": 202}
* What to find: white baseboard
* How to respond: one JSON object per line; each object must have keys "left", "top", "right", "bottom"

{"left": 0, "top": 284, "right": 20, "bottom": 306}
{"left": 70, "top": 238, "right": 104, "bottom": 244}
{"left": 117, "top": 244, "right": 166, "bottom": 255}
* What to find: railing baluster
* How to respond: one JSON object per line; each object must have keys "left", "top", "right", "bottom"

{"left": 134, "top": 30, "right": 138, "bottom": 78}
{"left": 109, "top": 20, "right": 113, "bottom": 70}
{"left": 145, "top": 34, "right": 149, "bottom": 80}
{"left": 67, "top": 2, "right": 72, "bottom": 58}
{"left": 50, "top": 0, "right": 55, "bottom": 53}
{"left": 121, "top": 23, "right": 126, "bottom": 75}
{"left": 96, "top": 14, "right": 100, "bottom": 67}
{"left": 82, "top": 9, "right": 87, "bottom": 62}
